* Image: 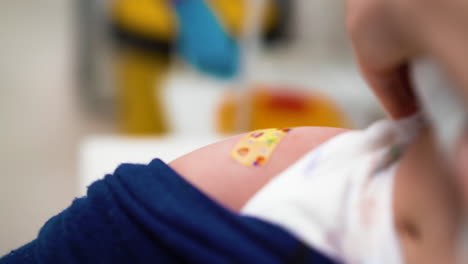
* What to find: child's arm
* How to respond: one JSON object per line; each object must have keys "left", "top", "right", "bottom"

{"left": 0, "top": 127, "right": 345, "bottom": 264}
{"left": 170, "top": 127, "right": 347, "bottom": 211}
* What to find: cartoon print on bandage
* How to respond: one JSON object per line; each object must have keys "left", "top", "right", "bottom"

{"left": 231, "top": 128, "right": 292, "bottom": 167}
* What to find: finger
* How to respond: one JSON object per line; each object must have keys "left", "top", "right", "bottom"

{"left": 347, "top": 0, "right": 421, "bottom": 119}
{"left": 359, "top": 61, "right": 420, "bottom": 120}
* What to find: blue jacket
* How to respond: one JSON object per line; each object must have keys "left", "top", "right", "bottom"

{"left": 1, "top": 159, "right": 337, "bottom": 264}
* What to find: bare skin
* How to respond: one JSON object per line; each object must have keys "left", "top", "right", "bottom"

{"left": 170, "top": 127, "right": 347, "bottom": 211}
{"left": 170, "top": 126, "right": 463, "bottom": 263}
{"left": 394, "top": 128, "right": 463, "bottom": 264}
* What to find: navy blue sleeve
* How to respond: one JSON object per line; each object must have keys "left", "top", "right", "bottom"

{"left": 1, "top": 159, "right": 337, "bottom": 264}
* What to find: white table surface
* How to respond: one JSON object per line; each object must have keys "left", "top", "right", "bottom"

{"left": 78, "top": 135, "right": 224, "bottom": 195}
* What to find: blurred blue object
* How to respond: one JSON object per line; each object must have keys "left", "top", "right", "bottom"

{"left": 173, "top": 0, "right": 240, "bottom": 79}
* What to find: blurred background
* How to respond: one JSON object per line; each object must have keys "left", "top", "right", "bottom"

{"left": 0, "top": 0, "right": 382, "bottom": 254}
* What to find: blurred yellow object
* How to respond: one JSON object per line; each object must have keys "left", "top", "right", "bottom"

{"left": 111, "top": 0, "right": 278, "bottom": 41}
{"left": 112, "top": 0, "right": 176, "bottom": 41}
{"left": 116, "top": 49, "right": 170, "bottom": 135}
{"left": 217, "top": 86, "right": 350, "bottom": 134}
{"left": 208, "top": 0, "right": 278, "bottom": 36}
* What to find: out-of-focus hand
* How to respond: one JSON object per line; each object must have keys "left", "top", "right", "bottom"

{"left": 346, "top": 0, "right": 468, "bottom": 119}
{"left": 346, "top": 0, "right": 421, "bottom": 119}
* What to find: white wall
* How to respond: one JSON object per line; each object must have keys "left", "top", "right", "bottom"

{"left": 0, "top": 0, "right": 84, "bottom": 254}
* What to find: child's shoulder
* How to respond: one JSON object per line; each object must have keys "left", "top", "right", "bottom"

{"left": 169, "top": 127, "right": 348, "bottom": 211}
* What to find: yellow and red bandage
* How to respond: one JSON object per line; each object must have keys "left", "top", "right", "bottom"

{"left": 231, "top": 128, "right": 292, "bottom": 167}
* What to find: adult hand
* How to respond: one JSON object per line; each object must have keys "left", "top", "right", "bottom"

{"left": 346, "top": 0, "right": 468, "bottom": 119}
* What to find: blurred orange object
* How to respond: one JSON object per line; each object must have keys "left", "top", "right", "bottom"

{"left": 217, "top": 85, "right": 350, "bottom": 134}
